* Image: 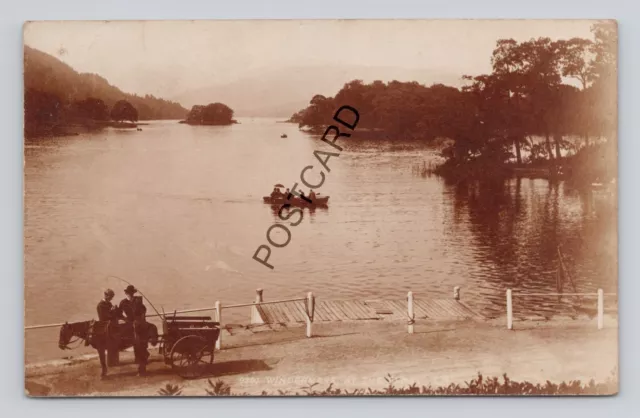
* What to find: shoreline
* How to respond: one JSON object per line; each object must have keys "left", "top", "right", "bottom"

{"left": 24, "top": 120, "right": 160, "bottom": 139}
{"left": 25, "top": 317, "right": 618, "bottom": 397}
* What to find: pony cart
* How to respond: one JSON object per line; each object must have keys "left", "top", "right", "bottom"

{"left": 160, "top": 313, "right": 221, "bottom": 379}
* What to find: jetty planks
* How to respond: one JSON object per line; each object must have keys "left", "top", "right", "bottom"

{"left": 255, "top": 298, "right": 484, "bottom": 324}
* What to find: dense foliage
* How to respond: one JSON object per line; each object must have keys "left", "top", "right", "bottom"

{"left": 110, "top": 100, "right": 138, "bottom": 123}
{"left": 183, "top": 103, "right": 235, "bottom": 125}
{"left": 157, "top": 373, "right": 616, "bottom": 396}
{"left": 24, "top": 46, "right": 188, "bottom": 137}
{"left": 291, "top": 22, "right": 617, "bottom": 183}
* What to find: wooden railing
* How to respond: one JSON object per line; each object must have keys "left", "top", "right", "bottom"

{"left": 505, "top": 289, "right": 617, "bottom": 330}
{"left": 25, "top": 286, "right": 616, "bottom": 353}
{"left": 205, "top": 290, "right": 314, "bottom": 350}
{"left": 24, "top": 289, "right": 316, "bottom": 351}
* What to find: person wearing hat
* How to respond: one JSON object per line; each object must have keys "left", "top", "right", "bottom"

{"left": 97, "top": 289, "right": 118, "bottom": 322}
{"left": 118, "top": 285, "right": 149, "bottom": 376}
{"left": 270, "top": 187, "right": 282, "bottom": 199}
{"left": 119, "top": 285, "right": 147, "bottom": 322}
{"left": 96, "top": 289, "right": 121, "bottom": 374}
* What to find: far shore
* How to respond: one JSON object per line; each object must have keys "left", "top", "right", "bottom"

{"left": 24, "top": 120, "right": 157, "bottom": 139}
{"left": 178, "top": 119, "right": 238, "bottom": 125}
{"left": 25, "top": 317, "right": 617, "bottom": 397}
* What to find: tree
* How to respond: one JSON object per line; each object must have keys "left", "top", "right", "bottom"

{"left": 588, "top": 21, "right": 617, "bottom": 142}
{"left": 556, "top": 38, "right": 596, "bottom": 146}
{"left": 24, "top": 88, "right": 63, "bottom": 136}
{"left": 546, "top": 84, "right": 581, "bottom": 157}
{"left": 333, "top": 80, "right": 374, "bottom": 127}
{"left": 438, "top": 88, "right": 487, "bottom": 165}
{"left": 590, "top": 21, "right": 617, "bottom": 81}
{"left": 75, "top": 97, "right": 109, "bottom": 121}
{"left": 492, "top": 38, "right": 565, "bottom": 163}
{"left": 202, "top": 103, "right": 234, "bottom": 124}
{"left": 186, "top": 105, "right": 205, "bottom": 123}
{"left": 462, "top": 71, "right": 529, "bottom": 164}
{"left": 297, "top": 94, "right": 335, "bottom": 129}
{"left": 185, "top": 103, "right": 234, "bottom": 125}
{"left": 558, "top": 38, "right": 596, "bottom": 90}
{"left": 110, "top": 100, "right": 138, "bottom": 123}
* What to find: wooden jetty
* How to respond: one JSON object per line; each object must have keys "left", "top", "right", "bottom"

{"left": 252, "top": 286, "right": 484, "bottom": 325}
{"left": 253, "top": 297, "right": 483, "bottom": 324}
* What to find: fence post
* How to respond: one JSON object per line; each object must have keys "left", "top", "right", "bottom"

{"left": 506, "top": 289, "right": 513, "bottom": 330}
{"left": 306, "top": 292, "right": 315, "bottom": 338}
{"left": 215, "top": 300, "right": 222, "bottom": 350}
{"left": 251, "top": 288, "right": 264, "bottom": 324}
{"left": 597, "top": 289, "right": 604, "bottom": 330}
{"left": 454, "top": 286, "right": 461, "bottom": 301}
{"left": 407, "top": 291, "right": 415, "bottom": 334}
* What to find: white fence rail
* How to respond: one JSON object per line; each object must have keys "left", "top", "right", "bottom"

{"left": 24, "top": 288, "right": 316, "bottom": 351}
{"left": 505, "top": 288, "right": 616, "bottom": 330}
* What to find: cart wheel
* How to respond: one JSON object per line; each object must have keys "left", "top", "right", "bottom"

{"left": 170, "top": 335, "right": 208, "bottom": 379}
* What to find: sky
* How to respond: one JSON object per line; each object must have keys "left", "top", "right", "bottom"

{"left": 23, "top": 20, "right": 597, "bottom": 100}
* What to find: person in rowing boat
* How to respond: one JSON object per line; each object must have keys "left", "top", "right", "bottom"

{"left": 270, "top": 187, "right": 283, "bottom": 199}
{"left": 308, "top": 189, "right": 317, "bottom": 202}
{"left": 119, "top": 285, "right": 149, "bottom": 375}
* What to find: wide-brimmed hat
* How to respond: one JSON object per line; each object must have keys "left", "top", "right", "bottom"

{"left": 124, "top": 285, "right": 138, "bottom": 295}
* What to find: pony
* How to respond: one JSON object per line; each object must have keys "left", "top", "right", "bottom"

{"left": 59, "top": 320, "right": 158, "bottom": 377}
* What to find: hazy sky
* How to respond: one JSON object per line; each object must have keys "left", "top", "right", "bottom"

{"left": 24, "top": 20, "right": 596, "bottom": 99}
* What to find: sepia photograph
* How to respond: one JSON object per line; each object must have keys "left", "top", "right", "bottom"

{"left": 23, "top": 19, "right": 617, "bottom": 397}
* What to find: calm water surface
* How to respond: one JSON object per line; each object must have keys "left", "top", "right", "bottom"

{"left": 24, "top": 118, "right": 617, "bottom": 362}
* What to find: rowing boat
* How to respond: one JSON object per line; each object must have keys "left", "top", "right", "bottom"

{"left": 262, "top": 196, "right": 329, "bottom": 207}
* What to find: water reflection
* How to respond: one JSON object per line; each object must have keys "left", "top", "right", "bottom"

{"left": 269, "top": 204, "right": 328, "bottom": 220}
{"left": 445, "top": 176, "right": 616, "bottom": 318}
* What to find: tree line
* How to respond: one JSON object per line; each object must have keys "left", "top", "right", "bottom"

{"left": 24, "top": 46, "right": 187, "bottom": 137}
{"left": 290, "top": 22, "right": 616, "bottom": 182}
{"left": 25, "top": 89, "right": 142, "bottom": 137}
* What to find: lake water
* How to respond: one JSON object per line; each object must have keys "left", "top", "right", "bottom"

{"left": 24, "top": 118, "right": 617, "bottom": 362}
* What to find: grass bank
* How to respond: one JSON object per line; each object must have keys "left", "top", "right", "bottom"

{"left": 159, "top": 372, "right": 615, "bottom": 396}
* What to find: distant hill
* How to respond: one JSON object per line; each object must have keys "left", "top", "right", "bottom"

{"left": 24, "top": 46, "right": 188, "bottom": 120}
{"left": 173, "top": 66, "right": 463, "bottom": 118}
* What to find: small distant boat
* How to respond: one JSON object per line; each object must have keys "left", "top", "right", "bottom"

{"left": 280, "top": 134, "right": 288, "bottom": 138}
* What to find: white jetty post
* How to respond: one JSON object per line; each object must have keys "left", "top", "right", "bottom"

{"left": 251, "top": 288, "right": 264, "bottom": 324}
{"left": 454, "top": 286, "right": 461, "bottom": 301}
{"left": 407, "top": 291, "right": 415, "bottom": 334}
{"left": 506, "top": 289, "right": 513, "bottom": 330}
{"left": 306, "top": 292, "right": 315, "bottom": 338}
{"left": 215, "top": 300, "right": 222, "bottom": 350}
{"left": 597, "top": 289, "right": 604, "bottom": 330}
